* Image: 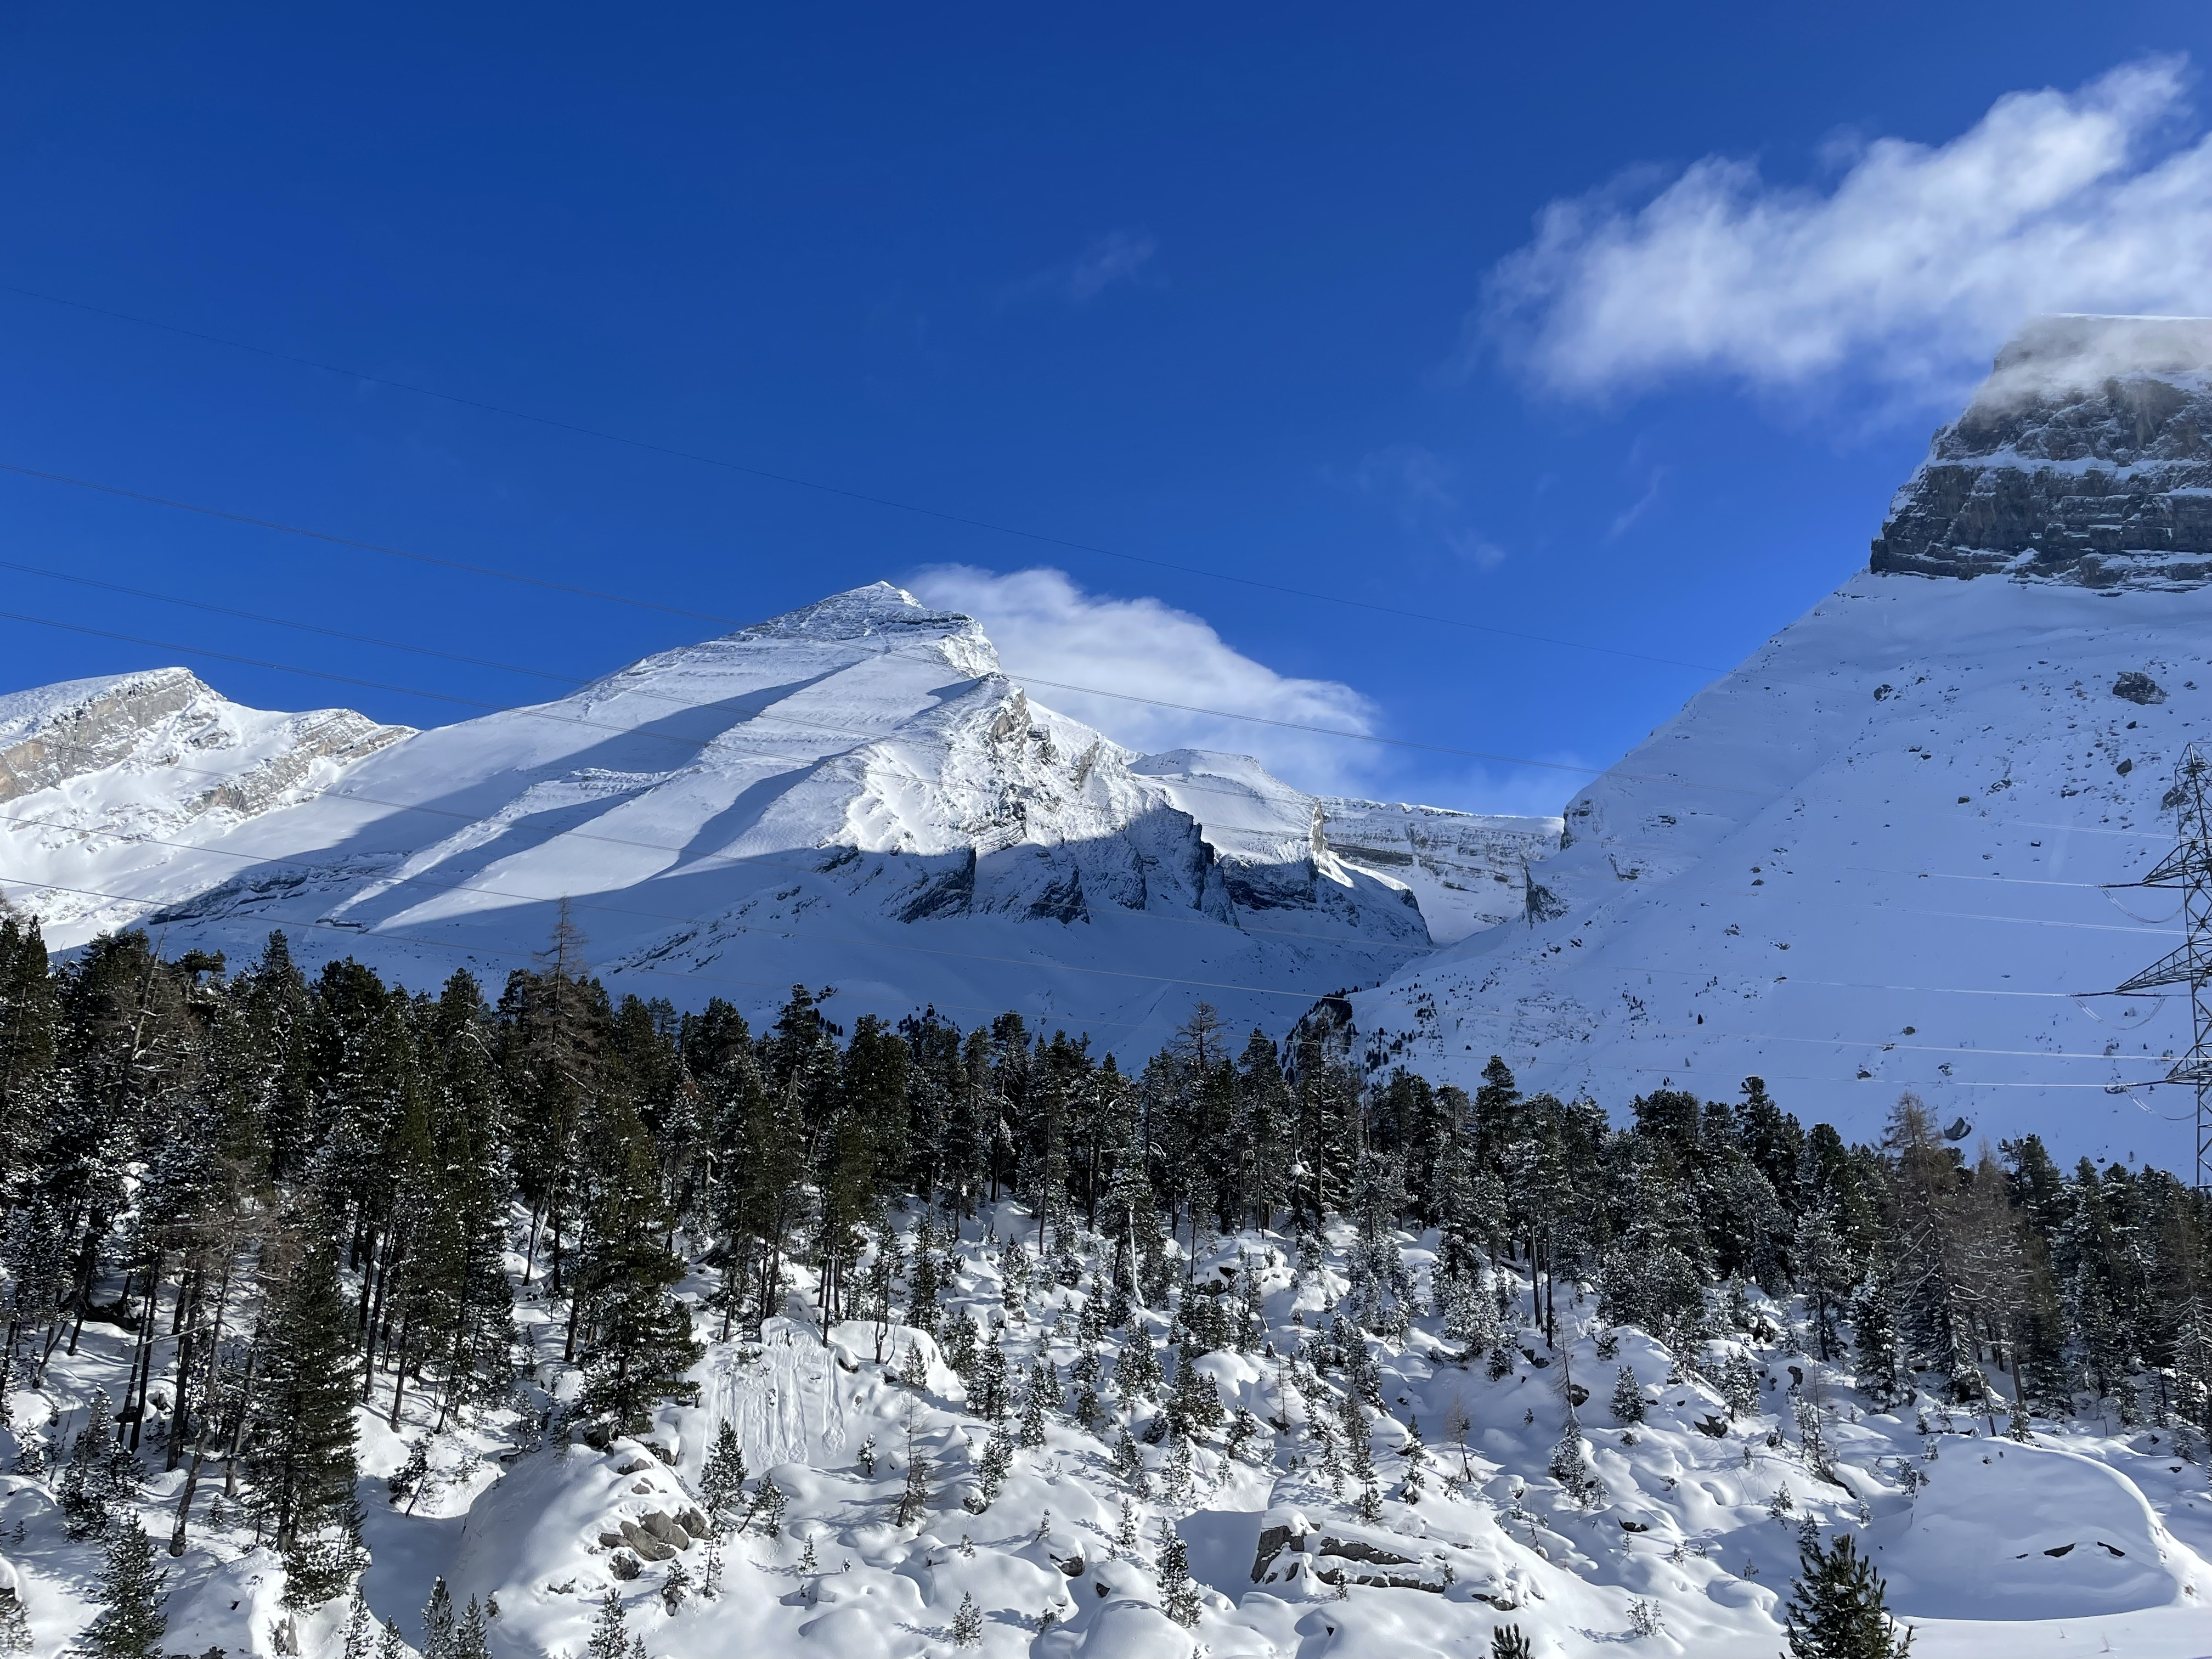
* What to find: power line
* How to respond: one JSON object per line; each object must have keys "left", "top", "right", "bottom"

{"left": 0, "top": 855, "right": 1336, "bottom": 1004}
{"left": 0, "top": 554, "right": 1550, "bottom": 847}
{"left": 12, "top": 456, "right": 2177, "bottom": 838}
{"left": 2, "top": 629, "right": 2171, "bottom": 962}
{"left": 0, "top": 283, "right": 1725, "bottom": 674}
{"left": 17, "top": 794, "right": 2183, "bottom": 1076}
{"left": 0, "top": 479, "right": 1740, "bottom": 794}
{"left": 0, "top": 556, "right": 579, "bottom": 685}
{"left": 0, "top": 872, "right": 1153, "bottom": 1032}
{"left": 0, "top": 787, "right": 1433, "bottom": 969}
{"left": 12, "top": 792, "right": 2143, "bottom": 1008}
{"left": 0, "top": 877, "right": 2153, "bottom": 1096}
{"left": 2094, "top": 743, "right": 2212, "bottom": 1190}
{"left": 0, "top": 462, "right": 738, "bottom": 626}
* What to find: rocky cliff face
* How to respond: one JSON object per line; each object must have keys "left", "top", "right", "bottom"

{"left": 1871, "top": 314, "right": 2212, "bottom": 588}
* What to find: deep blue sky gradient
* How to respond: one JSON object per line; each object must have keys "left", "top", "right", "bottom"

{"left": 3, "top": 4, "right": 2207, "bottom": 812}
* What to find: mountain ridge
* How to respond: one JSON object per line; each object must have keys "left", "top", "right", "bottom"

{"left": 0, "top": 584, "right": 1559, "bottom": 1052}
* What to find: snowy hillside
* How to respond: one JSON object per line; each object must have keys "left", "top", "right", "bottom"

{"left": 0, "top": 584, "right": 1556, "bottom": 1053}
{"left": 14, "top": 1199, "right": 2208, "bottom": 1659}
{"left": 1353, "top": 315, "right": 2212, "bottom": 1169}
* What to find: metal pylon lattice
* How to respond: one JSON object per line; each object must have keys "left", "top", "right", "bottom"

{"left": 2108, "top": 744, "right": 2212, "bottom": 1190}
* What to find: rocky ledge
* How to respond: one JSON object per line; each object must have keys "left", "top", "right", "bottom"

{"left": 1871, "top": 314, "right": 2212, "bottom": 588}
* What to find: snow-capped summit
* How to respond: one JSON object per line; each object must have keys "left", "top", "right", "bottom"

{"left": 718, "top": 579, "right": 993, "bottom": 653}
{"left": 1874, "top": 313, "right": 2212, "bottom": 588}
{"left": 0, "top": 585, "right": 1558, "bottom": 1049}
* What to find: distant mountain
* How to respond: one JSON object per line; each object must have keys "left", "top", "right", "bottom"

{"left": 1352, "top": 315, "right": 2212, "bottom": 1168}
{"left": 0, "top": 583, "right": 1558, "bottom": 1051}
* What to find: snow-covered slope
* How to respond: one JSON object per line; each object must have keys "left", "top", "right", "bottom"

{"left": 0, "top": 666, "right": 412, "bottom": 934}
{"left": 0, "top": 585, "right": 1557, "bottom": 1051}
{"left": 19, "top": 1200, "right": 2208, "bottom": 1659}
{"left": 1354, "top": 317, "right": 2212, "bottom": 1169}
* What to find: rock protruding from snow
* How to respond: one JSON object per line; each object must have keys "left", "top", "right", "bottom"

{"left": 1873, "top": 313, "right": 2212, "bottom": 588}
{"left": 0, "top": 668, "right": 408, "bottom": 809}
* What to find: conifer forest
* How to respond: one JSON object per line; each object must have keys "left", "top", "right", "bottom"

{"left": 0, "top": 904, "right": 2208, "bottom": 1656}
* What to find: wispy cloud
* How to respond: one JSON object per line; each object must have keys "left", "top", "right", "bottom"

{"left": 1001, "top": 230, "right": 1159, "bottom": 308}
{"left": 1479, "top": 57, "right": 2212, "bottom": 404}
{"left": 1350, "top": 443, "right": 1506, "bottom": 569}
{"left": 1607, "top": 466, "right": 1668, "bottom": 538}
{"left": 902, "top": 564, "right": 1384, "bottom": 794}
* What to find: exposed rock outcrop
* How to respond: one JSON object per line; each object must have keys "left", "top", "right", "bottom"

{"left": 1872, "top": 314, "right": 2212, "bottom": 588}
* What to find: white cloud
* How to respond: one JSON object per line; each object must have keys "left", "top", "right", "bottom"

{"left": 1067, "top": 230, "right": 1157, "bottom": 302}
{"left": 903, "top": 565, "right": 1384, "bottom": 793}
{"left": 1482, "top": 57, "right": 2212, "bottom": 402}
{"left": 1001, "top": 230, "right": 1158, "bottom": 307}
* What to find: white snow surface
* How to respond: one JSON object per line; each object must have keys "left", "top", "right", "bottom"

{"left": 0, "top": 584, "right": 1558, "bottom": 1056}
{"left": 1352, "top": 566, "right": 2212, "bottom": 1168}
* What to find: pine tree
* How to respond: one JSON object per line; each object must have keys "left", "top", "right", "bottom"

{"left": 950, "top": 1593, "right": 983, "bottom": 1646}
{"left": 749, "top": 1476, "right": 786, "bottom": 1537}
{"left": 0, "top": 1588, "right": 28, "bottom": 1657}
{"left": 1162, "top": 1434, "right": 1194, "bottom": 1503}
{"left": 699, "top": 1421, "right": 747, "bottom": 1528}
{"left": 702, "top": 1534, "right": 724, "bottom": 1598}
{"left": 60, "top": 1386, "right": 117, "bottom": 1538}
{"left": 341, "top": 1593, "right": 374, "bottom": 1659}
{"left": 253, "top": 1222, "right": 362, "bottom": 1577}
{"left": 1611, "top": 1362, "right": 1647, "bottom": 1425}
{"left": 1548, "top": 1410, "right": 1599, "bottom": 1508}
{"left": 1489, "top": 1626, "right": 1533, "bottom": 1659}
{"left": 1852, "top": 1276, "right": 1906, "bottom": 1408}
{"left": 422, "top": 1579, "right": 456, "bottom": 1659}
{"left": 377, "top": 1619, "right": 407, "bottom": 1659}
{"left": 583, "top": 1590, "right": 629, "bottom": 1659}
{"left": 896, "top": 1412, "right": 932, "bottom": 1527}
{"left": 1017, "top": 1359, "right": 1052, "bottom": 1447}
{"left": 454, "top": 1598, "right": 491, "bottom": 1659}
{"left": 1117, "top": 1325, "right": 1163, "bottom": 1401}
{"left": 1166, "top": 1345, "right": 1224, "bottom": 1440}
{"left": 573, "top": 1089, "right": 702, "bottom": 1431}
{"left": 1111, "top": 1429, "right": 1147, "bottom": 1492}
{"left": 1400, "top": 1418, "right": 1429, "bottom": 1502}
{"left": 81, "top": 1520, "right": 167, "bottom": 1659}
{"left": 1159, "top": 1525, "right": 1202, "bottom": 1626}
{"left": 1781, "top": 1534, "right": 1914, "bottom": 1657}
{"left": 969, "top": 1335, "right": 1009, "bottom": 1420}
{"left": 659, "top": 1561, "right": 691, "bottom": 1616}
{"left": 970, "top": 1428, "right": 1013, "bottom": 1510}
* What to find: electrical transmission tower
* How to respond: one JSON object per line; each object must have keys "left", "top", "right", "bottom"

{"left": 2105, "top": 744, "right": 2212, "bottom": 1191}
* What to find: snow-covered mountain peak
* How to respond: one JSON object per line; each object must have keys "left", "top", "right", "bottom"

{"left": 729, "top": 580, "right": 994, "bottom": 658}
{"left": 1875, "top": 313, "right": 2212, "bottom": 588}
{"left": 0, "top": 589, "right": 1567, "bottom": 1047}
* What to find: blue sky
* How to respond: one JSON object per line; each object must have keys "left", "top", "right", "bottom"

{"left": 4, "top": 4, "right": 2210, "bottom": 815}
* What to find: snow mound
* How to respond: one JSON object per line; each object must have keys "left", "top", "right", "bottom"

{"left": 1879, "top": 1441, "right": 2199, "bottom": 1621}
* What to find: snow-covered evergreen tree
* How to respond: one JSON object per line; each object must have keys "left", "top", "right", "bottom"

{"left": 1611, "top": 1362, "right": 1646, "bottom": 1425}
{"left": 700, "top": 1420, "right": 748, "bottom": 1528}
{"left": 1781, "top": 1534, "right": 1914, "bottom": 1657}
{"left": 80, "top": 1520, "right": 166, "bottom": 1659}
{"left": 1159, "top": 1525, "right": 1202, "bottom": 1627}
